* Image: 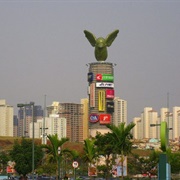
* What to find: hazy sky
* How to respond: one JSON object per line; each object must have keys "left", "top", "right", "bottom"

{"left": 0, "top": 0, "right": 180, "bottom": 122}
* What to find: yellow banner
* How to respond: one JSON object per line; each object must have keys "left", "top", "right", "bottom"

{"left": 98, "top": 90, "right": 105, "bottom": 111}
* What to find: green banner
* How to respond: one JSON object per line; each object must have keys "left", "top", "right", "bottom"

{"left": 102, "top": 74, "right": 114, "bottom": 82}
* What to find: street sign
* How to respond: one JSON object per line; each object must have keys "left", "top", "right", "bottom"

{"left": 72, "top": 161, "right": 78, "bottom": 168}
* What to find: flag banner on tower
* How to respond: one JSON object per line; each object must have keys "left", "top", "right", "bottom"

{"left": 107, "top": 102, "right": 114, "bottom": 113}
{"left": 96, "top": 82, "right": 114, "bottom": 88}
{"left": 96, "top": 74, "right": 114, "bottom": 82}
{"left": 88, "top": 72, "right": 93, "bottom": 82}
{"left": 98, "top": 90, "right": 105, "bottom": 111}
{"left": 106, "top": 89, "right": 114, "bottom": 98}
{"left": 99, "top": 114, "right": 111, "bottom": 124}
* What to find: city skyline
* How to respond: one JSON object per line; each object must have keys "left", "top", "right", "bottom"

{"left": 0, "top": 1, "right": 180, "bottom": 122}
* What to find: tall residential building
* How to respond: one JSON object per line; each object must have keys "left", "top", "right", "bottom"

{"left": 81, "top": 98, "right": 89, "bottom": 140}
{"left": 133, "top": 107, "right": 158, "bottom": 139}
{"left": 161, "top": 107, "right": 173, "bottom": 139}
{"left": 17, "top": 103, "right": 43, "bottom": 137}
{"left": 173, "top": 106, "right": 180, "bottom": 140}
{"left": 0, "top": 99, "right": 13, "bottom": 136}
{"left": 160, "top": 108, "right": 169, "bottom": 122}
{"left": 132, "top": 117, "right": 142, "bottom": 139}
{"left": 113, "top": 97, "right": 127, "bottom": 126}
{"left": 142, "top": 107, "right": 153, "bottom": 138}
{"left": 29, "top": 115, "right": 67, "bottom": 143}
{"left": 13, "top": 115, "right": 18, "bottom": 137}
{"left": 46, "top": 101, "right": 60, "bottom": 115}
{"left": 47, "top": 102, "right": 83, "bottom": 142}
{"left": 87, "top": 62, "right": 115, "bottom": 137}
{"left": 133, "top": 106, "right": 180, "bottom": 140}
{"left": 148, "top": 110, "right": 158, "bottom": 139}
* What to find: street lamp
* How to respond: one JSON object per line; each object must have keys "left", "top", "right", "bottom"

{"left": 17, "top": 103, "right": 35, "bottom": 179}
{"left": 58, "top": 146, "right": 61, "bottom": 180}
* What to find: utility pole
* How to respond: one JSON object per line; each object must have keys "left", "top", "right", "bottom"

{"left": 42, "top": 95, "right": 46, "bottom": 144}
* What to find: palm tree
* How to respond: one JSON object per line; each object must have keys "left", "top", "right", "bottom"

{"left": 42, "top": 134, "right": 70, "bottom": 180}
{"left": 83, "top": 138, "right": 98, "bottom": 178}
{"left": 106, "top": 122, "right": 135, "bottom": 180}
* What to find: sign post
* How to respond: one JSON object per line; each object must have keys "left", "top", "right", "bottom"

{"left": 72, "top": 161, "right": 78, "bottom": 180}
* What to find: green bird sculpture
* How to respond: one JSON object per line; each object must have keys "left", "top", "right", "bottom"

{"left": 84, "top": 29, "right": 119, "bottom": 61}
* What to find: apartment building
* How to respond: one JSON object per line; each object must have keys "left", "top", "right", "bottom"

{"left": 47, "top": 102, "right": 83, "bottom": 142}
{"left": 0, "top": 99, "right": 13, "bottom": 136}
{"left": 113, "top": 97, "right": 127, "bottom": 126}
{"left": 133, "top": 106, "right": 180, "bottom": 140}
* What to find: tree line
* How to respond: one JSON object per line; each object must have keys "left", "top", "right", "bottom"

{"left": 1, "top": 122, "right": 180, "bottom": 180}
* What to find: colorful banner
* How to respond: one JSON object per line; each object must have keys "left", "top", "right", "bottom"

{"left": 107, "top": 102, "right": 114, "bottom": 113}
{"left": 96, "top": 82, "right": 114, "bottom": 88}
{"left": 6, "top": 161, "right": 16, "bottom": 174}
{"left": 106, "top": 89, "right": 114, "bottom": 98}
{"left": 96, "top": 74, "right": 114, "bottom": 82}
{"left": 99, "top": 114, "right": 111, "bottom": 124}
{"left": 98, "top": 90, "right": 105, "bottom": 111}
{"left": 89, "top": 114, "right": 99, "bottom": 123}
{"left": 112, "top": 156, "right": 127, "bottom": 177}
{"left": 88, "top": 72, "right": 93, "bottom": 82}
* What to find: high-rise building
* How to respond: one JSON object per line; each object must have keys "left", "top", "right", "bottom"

{"left": 161, "top": 107, "right": 173, "bottom": 139}
{"left": 173, "top": 106, "right": 180, "bottom": 140}
{"left": 148, "top": 110, "right": 158, "bottom": 139}
{"left": 113, "top": 97, "right": 127, "bottom": 126}
{"left": 13, "top": 115, "right": 18, "bottom": 137}
{"left": 132, "top": 117, "right": 142, "bottom": 139}
{"left": 29, "top": 115, "right": 67, "bottom": 143}
{"left": 0, "top": 99, "right": 13, "bottom": 136}
{"left": 87, "top": 62, "right": 115, "bottom": 137}
{"left": 133, "top": 107, "right": 159, "bottom": 139}
{"left": 133, "top": 106, "right": 180, "bottom": 140}
{"left": 17, "top": 103, "right": 43, "bottom": 137}
{"left": 46, "top": 101, "right": 60, "bottom": 115}
{"left": 47, "top": 102, "right": 83, "bottom": 142}
{"left": 142, "top": 107, "right": 153, "bottom": 138}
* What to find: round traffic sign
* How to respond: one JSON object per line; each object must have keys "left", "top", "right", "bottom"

{"left": 72, "top": 161, "right": 78, "bottom": 168}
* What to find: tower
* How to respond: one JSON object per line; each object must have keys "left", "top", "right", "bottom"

{"left": 84, "top": 29, "right": 119, "bottom": 137}
{"left": 87, "top": 62, "right": 115, "bottom": 136}
{"left": 114, "top": 97, "right": 127, "bottom": 126}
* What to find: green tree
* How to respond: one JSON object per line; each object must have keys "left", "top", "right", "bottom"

{"left": 95, "top": 132, "right": 114, "bottom": 179}
{"left": 10, "top": 138, "right": 43, "bottom": 178}
{"left": 106, "top": 122, "right": 135, "bottom": 179}
{"left": 0, "top": 151, "right": 10, "bottom": 173}
{"left": 168, "top": 151, "right": 180, "bottom": 174}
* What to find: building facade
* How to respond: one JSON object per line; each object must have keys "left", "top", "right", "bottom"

{"left": 13, "top": 115, "right": 18, "bottom": 137}
{"left": 133, "top": 106, "right": 180, "bottom": 140}
{"left": 29, "top": 115, "right": 67, "bottom": 143}
{"left": 113, "top": 97, "right": 127, "bottom": 126}
{"left": 47, "top": 102, "right": 83, "bottom": 142}
{"left": 87, "top": 62, "right": 115, "bottom": 137}
{"left": 17, "top": 103, "right": 43, "bottom": 137}
{"left": 0, "top": 100, "right": 13, "bottom": 136}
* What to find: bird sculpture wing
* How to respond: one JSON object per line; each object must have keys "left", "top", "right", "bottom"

{"left": 105, "top": 29, "right": 119, "bottom": 47}
{"left": 84, "top": 30, "right": 96, "bottom": 47}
